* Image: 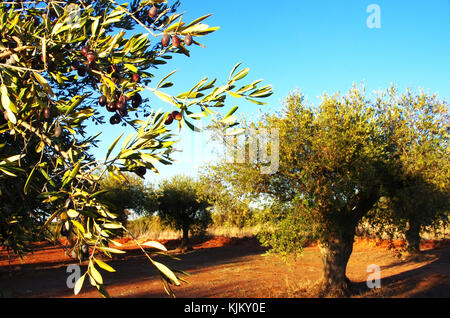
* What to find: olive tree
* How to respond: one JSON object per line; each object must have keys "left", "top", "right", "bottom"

{"left": 0, "top": 0, "right": 272, "bottom": 297}
{"left": 365, "top": 88, "right": 449, "bottom": 254}
{"left": 97, "top": 172, "right": 157, "bottom": 228}
{"left": 155, "top": 175, "right": 212, "bottom": 251}
{"left": 208, "top": 86, "right": 448, "bottom": 296}
{"left": 208, "top": 87, "right": 399, "bottom": 297}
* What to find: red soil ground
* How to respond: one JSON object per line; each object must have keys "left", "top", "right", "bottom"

{"left": 0, "top": 236, "right": 449, "bottom": 298}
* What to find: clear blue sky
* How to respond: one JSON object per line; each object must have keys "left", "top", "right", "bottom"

{"left": 88, "top": 0, "right": 450, "bottom": 185}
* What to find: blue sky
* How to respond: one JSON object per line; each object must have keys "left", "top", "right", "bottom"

{"left": 89, "top": 0, "right": 450, "bottom": 185}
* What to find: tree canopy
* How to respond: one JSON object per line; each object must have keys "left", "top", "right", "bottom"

{"left": 207, "top": 86, "right": 449, "bottom": 296}
{"left": 155, "top": 175, "right": 212, "bottom": 250}
{"left": 365, "top": 88, "right": 449, "bottom": 253}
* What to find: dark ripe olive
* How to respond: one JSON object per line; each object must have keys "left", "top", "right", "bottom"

{"left": 106, "top": 64, "right": 118, "bottom": 74}
{"left": 116, "top": 100, "right": 127, "bottom": 112}
{"left": 132, "top": 73, "right": 140, "bottom": 83}
{"left": 88, "top": 61, "right": 99, "bottom": 71}
{"left": 77, "top": 67, "right": 86, "bottom": 77}
{"left": 110, "top": 64, "right": 119, "bottom": 73}
{"left": 33, "top": 17, "right": 40, "bottom": 28}
{"left": 81, "top": 46, "right": 89, "bottom": 57}
{"left": 48, "top": 8, "right": 57, "bottom": 20}
{"left": 172, "top": 35, "right": 181, "bottom": 48}
{"left": 118, "top": 108, "right": 128, "bottom": 117}
{"left": 106, "top": 102, "right": 116, "bottom": 112}
{"left": 132, "top": 93, "right": 142, "bottom": 107}
{"left": 164, "top": 113, "right": 174, "bottom": 125}
{"left": 71, "top": 60, "right": 80, "bottom": 71}
{"left": 86, "top": 50, "right": 96, "bottom": 63}
{"left": 99, "top": 95, "right": 107, "bottom": 107}
{"left": 172, "top": 110, "right": 182, "bottom": 121}
{"left": 184, "top": 34, "right": 193, "bottom": 46}
{"left": 54, "top": 125, "right": 62, "bottom": 138}
{"left": 7, "top": 40, "right": 18, "bottom": 50}
{"left": 111, "top": 72, "right": 120, "bottom": 83}
{"left": 47, "top": 62, "right": 56, "bottom": 72}
{"left": 161, "top": 34, "right": 171, "bottom": 47}
{"left": 118, "top": 95, "right": 126, "bottom": 104}
{"left": 110, "top": 114, "right": 121, "bottom": 125}
{"left": 43, "top": 107, "right": 51, "bottom": 120}
{"left": 136, "top": 166, "right": 146, "bottom": 176}
{"left": 149, "top": 5, "right": 157, "bottom": 18}
{"left": 81, "top": 244, "right": 89, "bottom": 258}
{"left": 60, "top": 221, "right": 71, "bottom": 237}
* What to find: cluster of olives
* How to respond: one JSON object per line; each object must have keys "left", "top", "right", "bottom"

{"left": 161, "top": 33, "right": 193, "bottom": 49}
{"left": 148, "top": 5, "right": 193, "bottom": 49}
{"left": 99, "top": 91, "right": 143, "bottom": 125}
{"left": 71, "top": 243, "right": 90, "bottom": 261}
{"left": 72, "top": 44, "right": 144, "bottom": 125}
{"left": 68, "top": 46, "right": 98, "bottom": 77}
{"left": 164, "top": 110, "right": 182, "bottom": 125}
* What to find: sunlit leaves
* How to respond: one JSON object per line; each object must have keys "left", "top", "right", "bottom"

{"left": 32, "top": 72, "right": 55, "bottom": 98}
{"left": 71, "top": 220, "right": 85, "bottom": 234}
{"left": 98, "top": 246, "right": 126, "bottom": 254}
{"left": 152, "top": 261, "right": 180, "bottom": 286}
{"left": 1, "top": 85, "right": 16, "bottom": 124}
{"left": 143, "top": 240, "right": 168, "bottom": 251}
{"left": 149, "top": 63, "right": 272, "bottom": 133}
{"left": 0, "top": 0, "right": 273, "bottom": 299}
{"left": 0, "top": 154, "right": 25, "bottom": 177}
{"left": 95, "top": 258, "right": 116, "bottom": 272}
{"left": 74, "top": 274, "right": 85, "bottom": 296}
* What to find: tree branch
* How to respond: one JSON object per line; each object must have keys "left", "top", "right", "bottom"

{"left": 19, "top": 120, "right": 70, "bottom": 162}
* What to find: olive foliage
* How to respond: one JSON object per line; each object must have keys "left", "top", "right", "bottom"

{"left": 0, "top": 0, "right": 272, "bottom": 297}
{"left": 155, "top": 175, "right": 212, "bottom": 250}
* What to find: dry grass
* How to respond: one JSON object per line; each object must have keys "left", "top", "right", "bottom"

{"left": 206, "top": 225, "right": 260, "bottom": 239}
{"left": 126, "top": 217, "right": 178, "bottom": 240}
{"left": 283, "top": 278, "right": 321, "bottom": 298}
{"left": 126, "top": 216, "right": 259, "bottom": 241}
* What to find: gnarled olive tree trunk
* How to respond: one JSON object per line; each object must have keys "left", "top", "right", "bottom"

{"left": 318, "top": 228, "right": 356, "bottom": 297}
{"left": 179, "top": 226, "right": 192, "bottom": 251}
{"left": 317, "top": 191, "right": 380, "bottom": 297}
{"left": 405, "top": 217, "right": 421, "bottom": 254}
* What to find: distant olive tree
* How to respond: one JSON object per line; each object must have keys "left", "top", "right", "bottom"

{"left": 365, "top": 89, "right": 449, "bottom": 254}
{"left": 155, "top": 175, "right": 212, "bottom": 250}
{"left": 98, "top": 172, "right": 157, "bottom": 228}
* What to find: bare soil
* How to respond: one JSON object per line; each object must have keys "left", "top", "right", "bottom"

{"left": 0, "top": 236, "right": 449, "bottom": 298}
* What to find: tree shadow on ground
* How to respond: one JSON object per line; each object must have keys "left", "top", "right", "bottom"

{"left": 0, "top": 237, "right": 267, "bottom": 298}
{"left": 351, "top": 245, "right": 450, "bottom": 298}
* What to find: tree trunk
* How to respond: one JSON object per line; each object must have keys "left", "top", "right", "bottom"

{"left": 318, "top": 230, "right": 355, "bottom": 297}
{"left": 315, "top": 189, "right": 380, "bottom": 297}
{"left": 179, "top": 226, "right": 191, "bottom": 251}
{"left": 405, "top": 218, "right": 421, "bottom": 254}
